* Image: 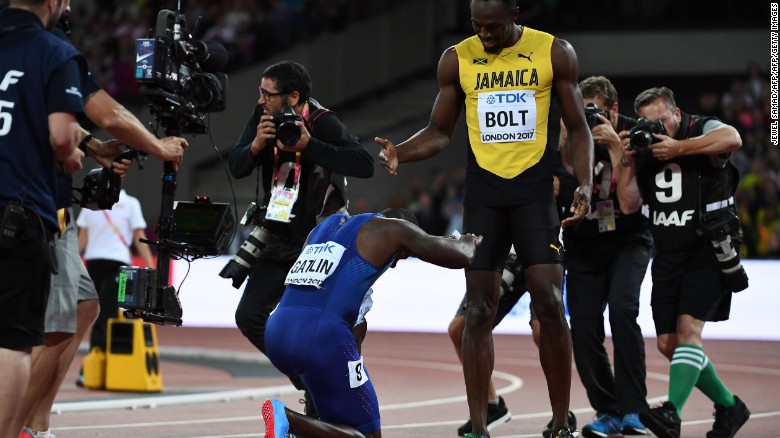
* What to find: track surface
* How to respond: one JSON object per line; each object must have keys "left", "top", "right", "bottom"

{"left": 47, "top": 327, "right": 780, "bottom": 437}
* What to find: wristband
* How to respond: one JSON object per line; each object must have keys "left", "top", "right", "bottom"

{"left": 78, "top": 134, "right": 94, "bottom": 155}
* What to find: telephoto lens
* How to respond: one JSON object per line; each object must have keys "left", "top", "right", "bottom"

{"left": 219, "top": 226, "right": 271, "bottom": 288}
{"left": 711, "top": 235, "right": 749, "bottom": 292}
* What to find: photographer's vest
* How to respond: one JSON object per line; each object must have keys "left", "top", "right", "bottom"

{"left": 637, "top": 113, "right": 738, "bottom": 253}
{"left": 456, "top": 27, "right": 555, "bottom": 205}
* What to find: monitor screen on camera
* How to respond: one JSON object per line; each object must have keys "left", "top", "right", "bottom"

{"left": 172, "top": 201, "right": 234, "bottom": 255}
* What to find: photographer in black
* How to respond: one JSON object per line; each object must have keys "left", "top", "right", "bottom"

{"left": 616, "top": 86, "right": 750, "bottom": 438}
{"left": 227, "top": 60, "right": 374, "bottom": 412}
{"left": 559, "top": 76, "right": 651, "bottom": 437}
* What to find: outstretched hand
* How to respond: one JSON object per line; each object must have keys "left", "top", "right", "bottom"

{"left": 561, "top": 185, "right": 592, "bottom": 228}
{"left": 374, "top": 137, "right": 398, "bottom": 175}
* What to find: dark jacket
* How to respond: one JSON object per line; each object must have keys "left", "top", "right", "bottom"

{"left": 228, "top": 98, "right": 374, "bottom": 262}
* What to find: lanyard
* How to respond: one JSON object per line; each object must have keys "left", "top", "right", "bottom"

{"left": 102, "top": 211, "right": 129, "bottom": 247}
{"left": 272, "top": 148, "right": 301, "bottom": 189}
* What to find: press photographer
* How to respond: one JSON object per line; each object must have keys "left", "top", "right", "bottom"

{"left": 615, "top": 86, "right": 751, "bottom": 438}
{"left": 223, "top": 60, "right": 373, "bottom": 412}
{"left": 559, "top": 76, "right": 652, "bottom": 437}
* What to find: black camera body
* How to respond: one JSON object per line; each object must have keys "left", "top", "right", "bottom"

{"left": 135, "top": 9, "right": 229, "bottom": 134}
{"left": 73, "top": 149, "right": 142, "bottom": 211}
{"left": 699, "top": 208, "right": 749, "bottom": 292}
{"left": 629, "top": 118, "right": 666, "bottom": 153}
{"left": 584, "top": 103, "right": 608, "bottom": 131}
{"left": 273, "top": 106, "right": 303, "bottom": 147}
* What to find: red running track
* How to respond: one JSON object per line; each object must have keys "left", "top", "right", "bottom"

{"left": 47, "top": 327, "right": 780, "bottom": 437}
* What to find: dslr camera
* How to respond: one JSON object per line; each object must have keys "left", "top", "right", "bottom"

{"left": 135, "top": 8, "right": 229, "bottom": 134}
{"left": 584, "top": 103, "right": 608, "bottom": 131}
{"left": 699, "top": 208, "right": 749, "bottom": 292}
{"left": 629, "top": 118, "right": 666, "bottom": 153}
{"left": 274, "top": 106, "right": 303, "bottom": 147}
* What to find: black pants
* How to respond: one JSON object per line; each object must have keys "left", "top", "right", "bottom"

{"left": 234, "top": 258, "right": 306, "bottom": 391}
{"left": 87, "top": 259, "right": 124, "bottom": 351}
{"left": 566, "top": 241, "right": 650, "bottom": 415}
{"left": 0, "top": 225, "right": 51, "bottom": 349}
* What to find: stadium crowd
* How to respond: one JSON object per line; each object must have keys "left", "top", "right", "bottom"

{"left": 3, "top": 0, "right": 771, "bottom": 258}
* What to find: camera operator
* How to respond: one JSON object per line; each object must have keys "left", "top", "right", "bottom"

{"left": 615, "top": 86, "right": 750, "bottom": 438}
{"left": 16, "top": 4, "right": 188, "bottom": 435}
{"left": 558, "top": 76, "right": 652, "bottom": 437}
{"left": 227, "top": 60, "right": 373, "bottom": 408}
{"left": 0, "top": 0, "right": 86, "bottom": 434}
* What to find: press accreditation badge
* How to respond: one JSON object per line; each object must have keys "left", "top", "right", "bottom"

{"left": 477, "top": 89, "right": 537, "bottom": 143}
{"left": 284, "top": 241, "right": 346, "bottom": 288}
{"left": 265, "top": 186, "right": 298, "bottom": 223}
{"left": 348, "top": 356, "right": 369, "bottom": 389}
{"left": 596, "top": 199, "right": 616, "bottom": 232}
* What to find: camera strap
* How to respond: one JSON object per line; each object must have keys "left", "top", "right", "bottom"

{"left": 272, "top": 148, "right": 301, "bottom": 189}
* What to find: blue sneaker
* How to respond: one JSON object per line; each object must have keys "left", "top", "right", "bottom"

{"left": 621, "top": 412, "right": 649, "bottom": 435}
{"left": 262, "top": 398, "right": 290, "bottom": 438}
{"left": 581, "top": 412, "right": 621, "bottom": 438}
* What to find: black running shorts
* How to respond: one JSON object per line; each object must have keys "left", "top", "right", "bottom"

{"left": 463, "top": 200, "right": 563, "bottom": 272}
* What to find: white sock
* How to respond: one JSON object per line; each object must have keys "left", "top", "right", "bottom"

{"left": 488, "top": 398, "right": 499, "bottom": 405}
{"left": 33, "top": 431, "right": 51, "bottom": 438}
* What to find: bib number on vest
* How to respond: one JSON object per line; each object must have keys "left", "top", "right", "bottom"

{"left": 476, "top": 90, "right": 537, "bottom": 143}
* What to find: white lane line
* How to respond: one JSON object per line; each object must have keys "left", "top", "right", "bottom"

{"left": 53, "top": 352, "right": 780, "bottom": 435}
{"left": 52, "top": 385, "right": 296, "bottom": 414}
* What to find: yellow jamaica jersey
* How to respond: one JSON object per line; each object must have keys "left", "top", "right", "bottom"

{"left": 456, "top": 27, "right": 554, "bottom": 179}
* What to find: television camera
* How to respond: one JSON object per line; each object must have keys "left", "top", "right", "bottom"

{"left": 134, "top": 6, "right": 229, "bottom": 135}
{"left": 119, "top": 3, "right": 234, "bottom": 326}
